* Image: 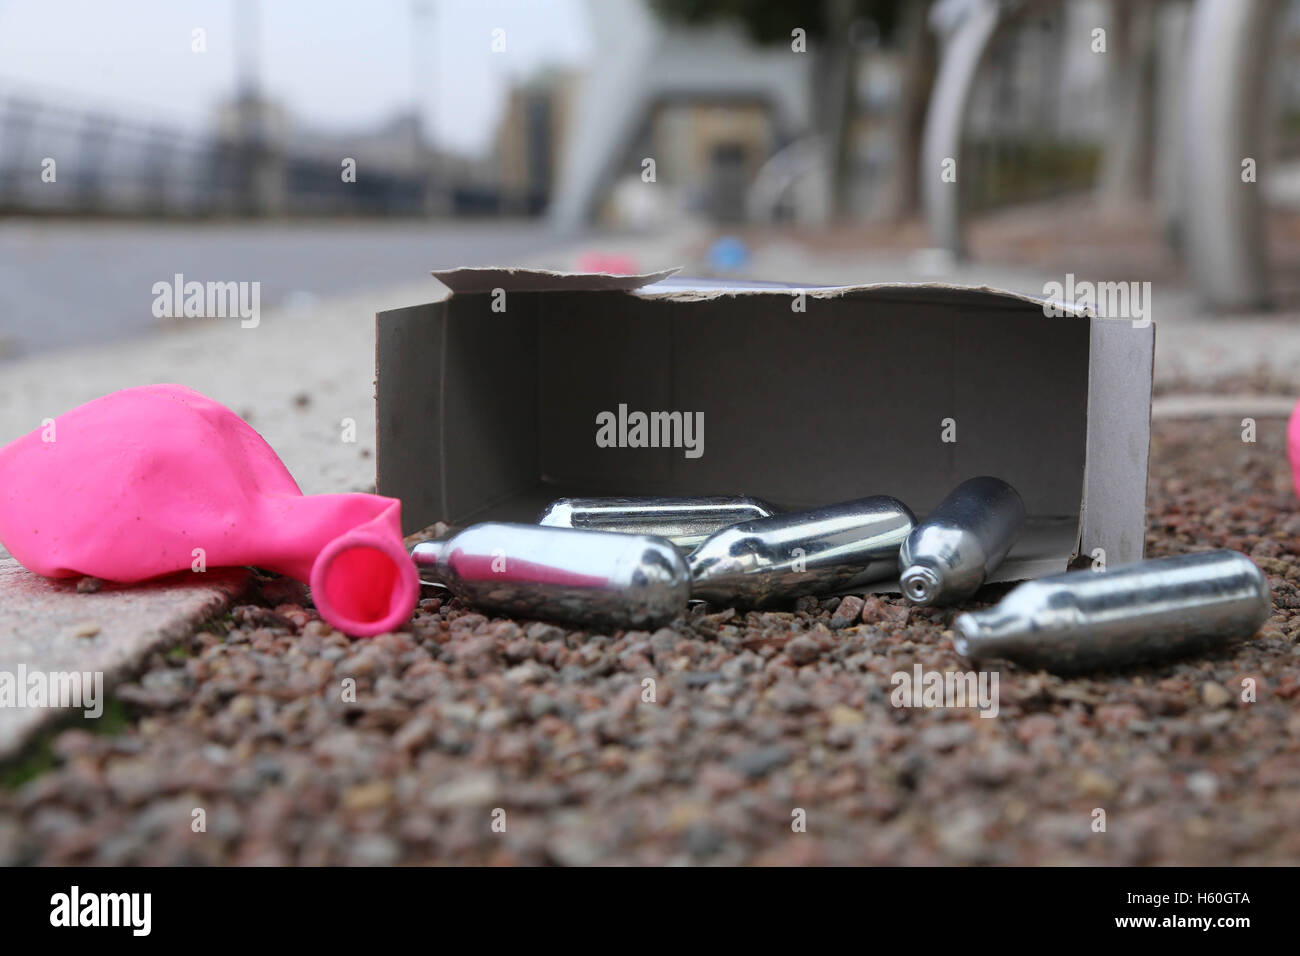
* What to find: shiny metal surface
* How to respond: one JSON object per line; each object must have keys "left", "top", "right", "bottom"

{"left": 687, "top": 496, "right": 916, "bottom": 607}
{"left": 411, "top": 522, "right": 690, "bottom": 629}
{"left": 954, "top": 550, "right": 1271, "bottom": 672}
{"left": 900, "top": 476, "right": 1026, "bottom": 606}
{"left": 537, "top": 495, "right": 777, "bottom": 551}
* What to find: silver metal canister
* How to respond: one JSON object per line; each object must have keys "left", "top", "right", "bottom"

{"left": 687, "top": 495, "right": 916, "bottom": 607}
{"left": 411, "top": 522, "right": 690, "bottom": 629}
{"left": 899, "top": 476, "right": 1025, "bottom": 606}
{"left": 954, "top": 550, "right": 1271, "bottom": 672}
{"left": 537, "top": 495, "right": 777, "bottom": 551}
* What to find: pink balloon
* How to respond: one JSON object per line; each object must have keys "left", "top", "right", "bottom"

{"left": 0, "top": 384, "right": 417, "bottom": 637}
{"left": 1290, "top": 398, "right": 1300, "bottom": 498}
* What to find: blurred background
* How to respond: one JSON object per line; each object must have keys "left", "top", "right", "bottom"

{"left": 3, "top": 0, "right": 1300, "bottom": 492}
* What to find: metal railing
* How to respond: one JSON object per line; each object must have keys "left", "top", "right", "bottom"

{"left": 0, "top": 93, "right": 490, "bottom": 217}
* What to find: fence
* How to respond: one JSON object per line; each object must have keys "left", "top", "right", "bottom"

{"left": 0, "top": 93, "right": 488, "bottom": 217}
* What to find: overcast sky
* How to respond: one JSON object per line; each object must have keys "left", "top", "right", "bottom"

{"left": 0, "top": 0, "right": 593, "bottom": 156}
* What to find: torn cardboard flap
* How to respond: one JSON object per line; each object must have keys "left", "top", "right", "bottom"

{"left": 377, "top": 273, "right": 1154, "bottom": 587}
{"left": 432, "top": 266, "right": 680, "bottom": 295}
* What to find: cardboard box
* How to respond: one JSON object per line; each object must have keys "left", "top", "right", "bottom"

{"left": 376, "top": 269, "right": 1154, "bottom": 586}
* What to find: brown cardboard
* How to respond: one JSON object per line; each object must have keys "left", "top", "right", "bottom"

{"left": 377, "top": 269, "right": 1154, "bottom": 586}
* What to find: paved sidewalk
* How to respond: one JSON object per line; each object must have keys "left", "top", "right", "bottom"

{"left": 0, "top": 558, "right": 246, "bottom": 760}
{"left": 0, "top": 280, "right": 434, "bottom": 498}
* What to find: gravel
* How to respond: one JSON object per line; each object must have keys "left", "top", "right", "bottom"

{"left": 2, "top": 414, "right": 1299, "bottom": 865}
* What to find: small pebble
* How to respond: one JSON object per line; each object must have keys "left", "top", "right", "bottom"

{"left": 1201, "top": 682, "right": 1232, "bottom": 708}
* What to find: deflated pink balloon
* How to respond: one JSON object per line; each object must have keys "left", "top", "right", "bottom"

{"left": 1290, "top": 398, "right": 1300, "bottom": 498}
{"left": 0, "top": 384, "right": 418, "bottom": 637}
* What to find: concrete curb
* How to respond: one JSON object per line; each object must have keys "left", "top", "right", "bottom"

{"left": 1151, "top": 394, "right": 1296, "bottom": 419}
{"left": 0, "top": 558, "right": 248, "bottom": 761}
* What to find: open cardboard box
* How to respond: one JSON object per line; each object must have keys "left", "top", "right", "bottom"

{"left": 376, "top": 269, "right": 1154, "bottom": 589}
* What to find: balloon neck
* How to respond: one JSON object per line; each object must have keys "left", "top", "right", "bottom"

{"left": 299, "top": 497, "right": 418, "bottom": 638}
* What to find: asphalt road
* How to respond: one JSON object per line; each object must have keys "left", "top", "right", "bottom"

{"left": 0, "top": 217, "right": 562, "bottom": 358}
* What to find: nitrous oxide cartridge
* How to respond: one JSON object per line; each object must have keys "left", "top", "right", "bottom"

{"left": 687, "top": 495, "right": 916, "bottom": 607}
{"left": 953, "top": 549, "right": 1271, "bottom": 672}
{"left": 537, "top": 495, "right": 777, "bottom": 551}
{"left": 899, "top": 476, "right": 1026, "bottom": 606}
{"left": 410, "top": 522, "right": 690, "bottom": 629}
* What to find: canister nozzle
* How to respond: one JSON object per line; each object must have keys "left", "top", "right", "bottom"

{"left": 409, "top": 540, "right": 451, "bottom": 588}
{"left": 900, "top": 565, "right": 942, "bottom": 605}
